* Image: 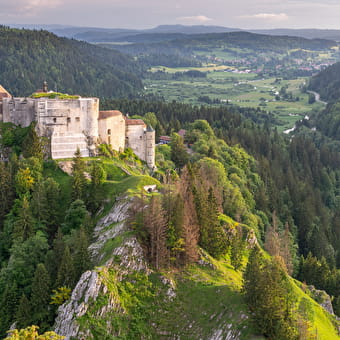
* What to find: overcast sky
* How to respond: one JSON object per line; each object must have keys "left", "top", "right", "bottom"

{"left": 1, "top": 0, "right": 340, "bottom": 29}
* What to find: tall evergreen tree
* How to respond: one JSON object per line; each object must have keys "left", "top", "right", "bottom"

{"left": 30, "top": 263, "right": 51, "bottom": 329}
{"left": 15, "top": 294, "right": 31, "bottom": 329}
{"left": 22, "top": 124, "right": 43, "bottom": 160}
{"left": 144, "top": 195, "right": 169, "bottom": 269}
{"left": 12, "top": 196, "right": 35, "bottom": 242}
{"left": 71, "top": 148, "right": 87, "bottom": 201}
{"left": 0, "top": 162, "right": 14, "bottom": 228}
{"left": 74, "top": 227, "right": 91, "bottom": 278}
{"left": 56, "top": 246, "right": 76, "bottom": 289}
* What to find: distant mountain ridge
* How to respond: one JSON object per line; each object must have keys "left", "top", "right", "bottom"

{"left": 8, "top": 23, "right": 340, "bottom": 42}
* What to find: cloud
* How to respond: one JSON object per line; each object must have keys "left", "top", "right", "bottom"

{"left": 177, "top": 15, "right": 213, "bottom": 24}
{"left": 240, "top": 13, "right": 289, "bottom": 21}
{"left": 0, "top": 0, "right": 62, "bottom": 17}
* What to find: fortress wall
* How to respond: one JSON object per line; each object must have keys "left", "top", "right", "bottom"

{"left": 2, "top": 98, "right": 36, "bottom": 127}
{"left": 36, "top": 98, "right": 98, "bottom": 159}
{"left": 98, "top": 114, "right": 125, "bottom": 151}
{"left": 145, "top": 130, "right": 155, "bottom": 168}
{"left": 125, "top": 124, "right": 146, "bottom": 161}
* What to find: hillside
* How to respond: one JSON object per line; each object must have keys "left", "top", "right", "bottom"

{"left": 309, "top": 62, "right": 340, "bottom": 103}
{"left": 0, "top": 115, "right": 339, "bottom": 339}
{"left": 0, "top": 26, "right": 144, "bottom": 98}
{"left": 102, "top": 31, "right": 336, "bottom": 55}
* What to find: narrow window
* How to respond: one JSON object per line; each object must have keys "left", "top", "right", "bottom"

{"left": 108, "top": 129, "right": 111, "bottom": 135}
{"left": 76, "top": 117, "right": 80, "bottom": 122}
{"left": 53, "top": 118, "right": 57, "bottom": 123}
{"left": 67, "top": 117, "right": 71, "bottom": 123}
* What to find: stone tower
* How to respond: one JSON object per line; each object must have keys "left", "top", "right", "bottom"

{"left": 145, "top": 125, "right": 155, "bottom": 168}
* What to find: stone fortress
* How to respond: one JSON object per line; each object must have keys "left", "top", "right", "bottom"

{"left": 0, "top": 83, "right": 155, "bottom": 168}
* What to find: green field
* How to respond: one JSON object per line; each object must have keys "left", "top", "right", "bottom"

{"left": 144, "top": 66, "right": 325, "bottom": 131}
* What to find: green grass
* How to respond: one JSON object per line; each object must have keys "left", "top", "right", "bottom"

{"left": 31, "top": 91, "right": 80, "bottom": 99}
{"left": 144, "top": 70, "right": 325, "bottom": 131}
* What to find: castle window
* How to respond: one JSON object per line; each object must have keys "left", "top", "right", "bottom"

{"left": 76, "top": 117, "right": 80, "bottom": 122}
{"left": 67, "top": 117, "right": 71, "bottom": 123}
{"left": 107, "top": 129, "right": 111, "bottom": 135}
{"left": 53, "top": 118, "right": 57, "bottom": 123}
{"left": 140, "top": 136, "right": 142, "bottom": 139}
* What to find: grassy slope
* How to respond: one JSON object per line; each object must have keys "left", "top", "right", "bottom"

{"left": 70, "top": 158, "right": 339, "bottom": 339}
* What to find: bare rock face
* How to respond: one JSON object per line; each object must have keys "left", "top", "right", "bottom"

{"left": 88, "top": 199, "right": 131, "bottom": 262}
{"left": 308, "top": 285, "right": 334, "bottom": 315}
{"left": 54, "top": 198, "right": 149, "bottom": 339}
{"left": 54, "top": 271, "right": 103, "bottom": 339}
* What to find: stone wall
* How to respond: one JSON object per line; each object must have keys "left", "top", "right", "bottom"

{"left": 2, "top": 97, "right": 36, "bottom": 127}
{"left": 98, "top": 111, "right": 125, "bottom": 152}
{"left": 125, "top": 123, "right": 147, "bottom": 162}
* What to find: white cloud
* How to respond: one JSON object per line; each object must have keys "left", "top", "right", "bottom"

{"left": 240, "top": 12, "right": 289, "bottom": 21}
{"left": 177, "top": 15, "right": 213, "bottom": 23}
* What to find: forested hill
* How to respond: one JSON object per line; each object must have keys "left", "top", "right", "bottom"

{"left": 0, "top": 26, "right": 144, "bottom": 97}
{"left": 309, "top": 61, "right": 340, "bottom": 103}
{"left": 108, "top": 31, "right": 336, "bottom": 55}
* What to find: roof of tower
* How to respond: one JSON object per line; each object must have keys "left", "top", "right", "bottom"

{"left": 99, "top": 110, "right": 123, "bottom": 120}
{"left": 147, "top": 125, "right": 154, "bottom": 132}
{"left": 0, "top": 85, "right": 11, "bottom": 100}
{"left": 125, "top": 118, "right": 146, "bottom": 126}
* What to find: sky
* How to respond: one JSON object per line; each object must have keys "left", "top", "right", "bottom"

{"left": 1, "top": 0, "right": 340, "bottom": 30}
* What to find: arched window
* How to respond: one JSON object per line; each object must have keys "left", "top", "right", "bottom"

{"left": 108, "top": 129, "right": 111, "bottom": 135}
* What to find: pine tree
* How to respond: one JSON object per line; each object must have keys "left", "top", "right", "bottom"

{"left": 13, "top": 196, "right": 35, "bottom": 242}
{"left": 15, "top": 294, "right": 31, "bottom": 329}
{"left": 144, "top": 195, "right": 169, "bottom": 269}
{"left": 30, "top": 263, "right": 51, "bottom": 329}
{"left": 63, "top": 199, "right": 88, "bottom": 234}
{"left": 230, "top": 225, "right": 246, "bottom": 270}
{"left": 71, "top": 148, "right": 87, "bottom": 201}
{"left": 0, "top": 282, "right": 19, "bottom": 337}
{"left": 22, "top": 124, "right": 43, "bottom": 160}
{"left": 56, "top": 246, "right": 76, "bottom": 288}
{"left": 30, "top": 180, "right": 49, "bottom": 226}
{"left": 178, "top": 166, "right": 199, "bottom": 264}
{"left": 87, "top": 162, "right": 106, "bottom": 213}
{"left": 74, "top": 227, "right": 90, "bottom": 278}
{"left": 0, "top": 162, "right": 14, "bottom": 227}
{"left": 264, "top": 211, "right": 280, "bottom": 257}
{"left": 280, "top": 222, "right": 294, "bottom": 275}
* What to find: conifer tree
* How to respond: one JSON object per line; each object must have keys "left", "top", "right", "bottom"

{"left": 63, "top": 199, "right": 88, "bottom": 234}
{"left": 13, "top": 196, "right": 35, "bottom": 242}
{"left": 15, "top": 294, "right": 31, "bottom": 329}
{"left": 22, "top": 124, "right": 43, "bottom": 160}
{"left": 0, "top": 162, "right": 14, "bottom": 227}
{"left": 30, "top": 263, "right": 51, "bottom": 329}
{"left": 56, "top": 246, "right": 76, "bottom": 289}
{"left": 0, "top": 282, "right": 19, "bottom": 337}
{"left": 46, "top": 228, "right": 65, "bottom": 284}
{"left": 230, "top": 225, "right": 246, "bottom": 270}
{"left": 71, "top": 148, "right": 87, "bottom": 201}
{"left": 264, "top": 211, "right": 280, "bottom": 257}
{"left": 88, "top": 162, "right": 106, "bottom": 213}
{"left": 178, "top": 166, "right": 199, "bottom": 264}
{"left": 30, "top": 180, "right": 49, "bottom": 226}
{"left": 74, "top": 227, "right": 91, "bottom": 278}
{"left": 144, "top": 195, "right": 169, "bottom": 269}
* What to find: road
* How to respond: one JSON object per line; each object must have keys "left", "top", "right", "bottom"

{"left": 307, "top": 90, "right": 327, "bottom": 105}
